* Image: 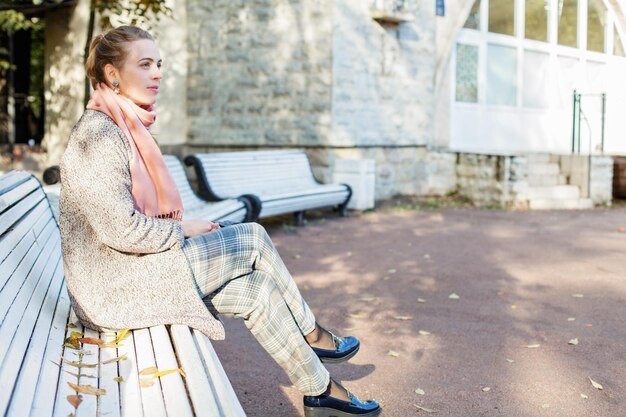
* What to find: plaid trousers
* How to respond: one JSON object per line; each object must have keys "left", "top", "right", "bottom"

{"left": 182, "top": 222, "right": 330, "bottom": 396}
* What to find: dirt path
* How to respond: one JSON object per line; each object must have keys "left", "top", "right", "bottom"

{"left": 212, "top": 207, "right": 626, "bottom": 417}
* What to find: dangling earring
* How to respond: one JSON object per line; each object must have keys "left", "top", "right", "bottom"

{"left": 112, "top": 80, "right": 120, "bottom": 94}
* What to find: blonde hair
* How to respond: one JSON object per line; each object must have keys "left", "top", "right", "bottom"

{"left": 85, "top": 26, "right": 154, "bottom": 89}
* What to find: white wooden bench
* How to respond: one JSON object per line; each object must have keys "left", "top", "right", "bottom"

{"left": 164, "top": 155, "right": 258, "bottom": 223}
{"left": 0, "top": 171, "right": 246, "bottom": 417}
{"left": 185, "top": 150, "right": 352, "bottom": 225}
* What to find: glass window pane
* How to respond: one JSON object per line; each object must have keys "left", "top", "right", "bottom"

{"left": 558, "top": 0, "right": 578, "bottom": 47}
{"left": 464, "top": 0, "right": 481, "bottom": 29}
{"left": 456, "top": 43, "right": 479, "bottom": 103}
{"left": 615, "top": 26, "right": 625, "bottom": 56}
{"left": 525, "top": 0, "right": 548, "bottom": 41}
{"left": 489, "top": 0, "right": 515, "bottom": 35}
{"left": 487, "top": 44, "right": 517, "bottom": 106}
{"left": 587, "top": 0, "right": 606, "bottom": 52}
{"left": 523, "top": 50, "right": 550, "bottom": 108}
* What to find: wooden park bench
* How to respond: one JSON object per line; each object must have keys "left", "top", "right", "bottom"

{"left": 164, "top": 155, "right": 258, "bottom": 223}
{"left": 185, "top": 150, "right": 352, "bottom": 225}
{"left": 0, "top": 171, "right": 246, "bottom": 417}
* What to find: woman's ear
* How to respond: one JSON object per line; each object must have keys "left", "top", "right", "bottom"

{"left": 103, "top": 63, "right": 119, "bottom": 87}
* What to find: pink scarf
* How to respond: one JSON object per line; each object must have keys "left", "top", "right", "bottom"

{"left": 87, "top": 84, "right": 184, "bottom": 220}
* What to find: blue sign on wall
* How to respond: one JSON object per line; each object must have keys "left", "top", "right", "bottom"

{"left": 436, "top": 0, "right": 445, "bottom": 16}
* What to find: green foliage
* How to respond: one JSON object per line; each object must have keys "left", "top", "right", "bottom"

{"left": 0, "top": 10, "right": 42, "bottom": 32}
{"left": 93, "top": 0, "right": 172, "bottom": 30}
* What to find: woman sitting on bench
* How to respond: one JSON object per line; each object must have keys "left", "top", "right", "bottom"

{"left": 59, "top": 25, "right": 381, "bottom": 417}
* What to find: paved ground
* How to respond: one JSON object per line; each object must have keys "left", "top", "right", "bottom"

{"left": 212, "top": 205, "right": 626, "bottom": 417}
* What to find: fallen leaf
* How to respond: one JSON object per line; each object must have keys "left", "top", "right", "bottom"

{"left": 448, "top": 293, "right": 460, "bottom": 300}
{"left": 417, "top": 298, "right": 426, "bottom": 304}
{"left": 63, "top": 370, "right": 96, "bottom": 379}
{"left": 580, "top": 393, "right": 588, "bottom": 399}
{"left": 510, "top": 304, "right": 517, "bottom": 310}
{"left": 585, "top": 323, "right": 593, "bottom": 328}
{"left": 114, "top": 329, "right": 130, "bottom": 344}
{"left": 349, "top": 313, "right": 368, "bottom": 319}
{"left": 67, "top": 382, "right": 106, "bottom": 396}
{"left": 387, "top": 269, "right": 397, "bottom": 274}
{"left": 179, "top": 368, "right": 187, "bottom": 378}
{"left": 64, "top": 341, "right": 81, "bottom": 350}
{"left": 482, "top": 387, "right": 491, "bottom": 392}
{"left": 102, "top": 354, "right": 128, "bottom": 365}
{"left": 77, "top": 337, "right": 104, "bottom": 346}
{"left": 293, "top": 254, "right": 301, "bottom": 259}
{"left": 153, "top": 368, "right": 184, "bottom": 378}
{"left": 67, "top": 323, "right": 77, "bottom": 329}
{"left": 423, "top": 254, "right": 430, "bottom": 259}
{"left": 66, "top": 394, "right": 82, "bottom": 409}
{"left": 346, "top": 252, "right": 352, "bottom": 257}
{"left": 69, "top": 331, "right": 84, "bottom": 339}
{"left": 360, "top": 296, "right": 378, "bottom": 302}
{"left": 567, "top": 317, "right": 576, "bottom": 321}
{"left": 140, "top": 378, "right": 156, "bottom": 388}
{"left": 415, "top": 388, "right": 425, "bottom": 395}
{"left": 114, "top": 376, "right": 124, "bottom": 383}
{"left": 505, "top": 358, "right": 515, "bottom": 363}
{"left": 572, "top": 294, "right": 584, "bottom": 298}
{"left": 589, "top": 377, "right": 603, "bottom": 390}
{"left": 383, "top": 329, "right": 396, "bottom": 334}
{"left": 541, "top": 404, "right": 550, "bottom": 409}
{"left": 383, "top": 276, "right": 390, "bottom": 281}
{"left": 394, "top": 316, "right": 413, "bottom": 320}
{"left": 387, "top": 350, "right": 400, "bottom": 357}
{"left": 525, "top": 344, "right": 541, "bottom": 349}
{"left": 568, "top": 338, "right": 579, "bottom": 345}
{"left": 139, "top": 366, "right": 158, "bottom": 376}
{"left": 496, "top": 290, "right": 506, "bottom": 296}
{"left": 418, "top": 330, "right": 431, "bottom": 336}
{"left": 101, "top": 343, "right": 124, "bottom": 348}
{"left": 414, "top": 404, "right": 437, "bottom": 413}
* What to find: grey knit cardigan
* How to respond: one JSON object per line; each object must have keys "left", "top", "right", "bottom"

{"left": 59, "top": 110, "right": 225, "bottom": 340}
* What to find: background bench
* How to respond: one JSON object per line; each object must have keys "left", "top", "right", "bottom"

{"left": 0, "top": 171, "right": 246, "bottom": 417}
{"left": 185, "top": 150, "right": 352, "bottom": 225}
{"left": 164, "top": 155, "right": 258, "bottom": 223}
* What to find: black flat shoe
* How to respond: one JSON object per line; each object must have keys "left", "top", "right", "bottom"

{"left": 303, "top": 391, "right": 381, "bottom": 417}
{"left": 311, "top": 333, "right": 360, "bottom": 364}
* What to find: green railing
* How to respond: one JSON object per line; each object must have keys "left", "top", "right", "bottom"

{"left": 571, "top": 89, "right": 606, "bottom": 154}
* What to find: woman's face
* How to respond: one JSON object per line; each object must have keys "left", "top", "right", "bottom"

{"left": 109, "top": 39, "right": 162, "bottom": 106}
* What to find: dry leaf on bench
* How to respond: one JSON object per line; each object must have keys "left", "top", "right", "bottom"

{"left": 67, "top": 323, "right": 77, "bottom": 329}
{"left": 102, "top": 354, "right": 128, "bottom": 365}
{"left": 415, "top": 404, "right": 437, "bottom": 413}
{"left": 77, "top": 337, "right": 104, "bottom": 346}
{"left": 387, "top": 350, "right": 400, "bottom": 357}
{"left": 140, "top": 378, "right": 156, "bottom": 388}
{"left": 589, "top": 377, "right": 603, "bottom": 390}
{"left": 67, "top": 382, "right": 106, "bottom": 396}
{"left": 154, "top": 368, "right": 184, "bottom": 378}
{"left": 61, "top": 358, "right": 97, "bottom": 369}
{"left": 66, "top": 394, "right": 82, "bottom": 409}
{"left": 139, "top": 366, "right": 158, "bottom": 376}
{"left": 114, "top": 329, "right": 130, "bottom": 344}
{"left": 114, "top": 376, "right": 124, "bottom": 383}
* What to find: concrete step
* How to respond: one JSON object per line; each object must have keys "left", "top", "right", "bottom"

{"left": 528, "top": 185, "right": 581, "bottom": 200}
{"left": 527, "top": 174, "right": 567, "bottom": 186}
{"left": 527, "top": 162, "right": 560, "bottom": 176}
{"left": 529, "top": 198, "right": 594, "bottom": 210}
{"left": 526, "top": 153, "right": 551, "bottom": 164}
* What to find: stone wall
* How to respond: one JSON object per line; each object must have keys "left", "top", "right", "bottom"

{"left": 185, "top": 0, "right": 333, "bottom": 147}
{"left": 332, "top": 1, "right": 435, "bottom": 147}
{"left": 558, "top": 155, "right": 614, "bottom": 204}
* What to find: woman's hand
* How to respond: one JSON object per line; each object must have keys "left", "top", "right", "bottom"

{"left": 181, "top": 220, "right": 220, "bottom": 238}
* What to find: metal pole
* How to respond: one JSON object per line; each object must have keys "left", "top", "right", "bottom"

{"left": 600, "top": 92, "right": 606, "bottom": 153}
{"left": 577, "top": 93, "right": 582, "bottom": 154}
{"left": 571, "top": 90, "right": 577, "bottom": 153}
{"left": 7, "top": 31, "right": 15, "bottom": 164}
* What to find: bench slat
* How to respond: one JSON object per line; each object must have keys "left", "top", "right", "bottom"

{"left": 98, "top": 331, "right": 122, "bottom": 417}
{"left": 150, "top": 326, "right": 193, "bottom": 417}
{"left": 75, "top": 327, "right": 101, "bottom": 417}
{"left": 170, "top": 325, "right": 222, "bottom": 417}
{"left": 134, "top": 328, "right": 168, "bottom": 417}
{"left": 118, "top": 329, "right": 144, "bottom": 417}
{"left": 6, "top": 256, "right": 64, "bottom": 417}
{"left": 30, "top": 281, "right": 72, "bottom": 416}
{"left": 53, "top": 310, "right": 85, "bottom": 417}
{"left": 0, "top": 221, "right": 57, "bottom": 363}
{"left": 193, "top": 330, "right": 246, "bottom": 417}
{"left": 0, "top": 185, "right": 45, "bottom": 238}
{"left": 0, "top": 174, "right": 39, "bottom": 215}
{"left": 0, "top": 199, "right": 50, "bottom": 290}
